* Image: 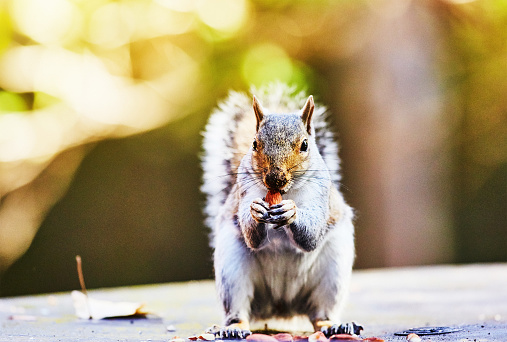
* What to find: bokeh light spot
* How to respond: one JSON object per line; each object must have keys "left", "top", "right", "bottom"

{"left": 145, "top": 3, "right": 195, "bottom": 37}
{"left": 241, "top": 44, "right": 294, "bottom": 86}
{"left": 0, "top": 114, "right": 35, "bottom": 162}
{"left": 196, "top": 0, "right": 248, "bottom": 33}
{"left": 155, "top": 0, "right": 198, "bottom": 12}
{"left": 87, "top": 3, "right": 132, "bottom": 48}
{"left": 10, "top": 0, "right": 80, "bottom": 45}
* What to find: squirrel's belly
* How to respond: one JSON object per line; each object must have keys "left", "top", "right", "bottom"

{"left": 262, "top": 226, "right": 303, "bottom": 253}
{"left": 250, "top": 238, "right": 318, "bottom": 319}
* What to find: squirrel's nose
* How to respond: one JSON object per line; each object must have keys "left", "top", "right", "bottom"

{"left": 264, "top": 167, "right": 288, "bottom": 190}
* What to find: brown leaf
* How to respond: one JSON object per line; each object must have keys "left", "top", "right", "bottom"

{"left": 71, "top": 290, "right": 147, "bottom": 320}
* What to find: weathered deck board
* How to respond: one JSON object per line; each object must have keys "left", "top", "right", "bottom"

{"left": 1, "top": 264, "right": 506, "bottom": 341}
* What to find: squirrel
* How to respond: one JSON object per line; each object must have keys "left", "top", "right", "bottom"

{"left": 201, "top": 84, "right": 360, "bottom": 338}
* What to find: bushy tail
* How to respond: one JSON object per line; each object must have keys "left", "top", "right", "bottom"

{"left": 201, "top": 91, "right": 251, "bottom": 233}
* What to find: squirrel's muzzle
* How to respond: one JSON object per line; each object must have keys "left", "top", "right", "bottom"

{"left": 264, "top": 167, "right": 288, "bottom": 191}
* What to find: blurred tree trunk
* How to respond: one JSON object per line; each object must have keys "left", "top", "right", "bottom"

{"left": 327, "top": 1, "right": 455, "bottom": 267}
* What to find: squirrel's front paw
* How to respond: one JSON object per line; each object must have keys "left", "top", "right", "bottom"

{"left": 268, "top": 199, "right": 297, "bottom": 228}
{"left": 250, "top": 198, "right": 270, "bottom": 223}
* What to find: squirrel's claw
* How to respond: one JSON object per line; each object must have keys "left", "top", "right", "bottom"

{"left": 207, "top": 327, "right": 251, "bottom": 339}
{"left": 251, "top": 198, "right": 271, "bottom": 223}
{"left": 268, "top": 212, "right": 296, "bottom": 226}
{"left": 320, "top": 322, "right": 363, "bottom": 337}
{"left": 251, "top": 198, "right": 296, "bottom": 226}
{"left": 220, "top": 327, "right": 251, "bottom": 339}
{"left": 268, "top": 199, "right": 295, "bottom": 212}
{"left": 206, "top": 322, "right": 252, "bottom": 339}
{"left": 267, "top": 199, "right": 296, "bottom": 227}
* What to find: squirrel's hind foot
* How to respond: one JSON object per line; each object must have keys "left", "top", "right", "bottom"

{"left": 206, "top": 322, "right": 252, "bottom": 339}
{"left": 316, "top": 321, "right": 363, "bottom": 337}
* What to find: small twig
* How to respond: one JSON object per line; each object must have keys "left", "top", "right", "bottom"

{"left": 76, "top": 255, "right": 88, "bottom": 295}
{"left": 75, "top": 255, "right": 92, "bottom": 319}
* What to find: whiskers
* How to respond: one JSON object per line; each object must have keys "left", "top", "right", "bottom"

{"left": 204, "top": 157, "right": 352, "bottom": 198}
{"left": 291, "top": 170, "right": 330, "bottom": 190}
{"left": 238, "top": 173, "right": 265, "bottom": 193}
{"left": 291, "top": 161, "right": 353, "bottom": 194}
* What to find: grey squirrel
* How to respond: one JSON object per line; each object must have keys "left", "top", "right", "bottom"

{"left": 201, "top": 84, "right": 360, "bottom": 338}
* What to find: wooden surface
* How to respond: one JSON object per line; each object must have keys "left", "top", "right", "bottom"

{"left": 1, "top": 264, "right": 506, "bottom": 341}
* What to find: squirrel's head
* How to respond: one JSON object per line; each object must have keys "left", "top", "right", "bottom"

{"left": 251, "top": 95, "right": 315, "bottom": 193}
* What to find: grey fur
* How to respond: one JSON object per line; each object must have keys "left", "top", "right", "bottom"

{"left": 201, "top": 83, "right": 355, "bottom": 332}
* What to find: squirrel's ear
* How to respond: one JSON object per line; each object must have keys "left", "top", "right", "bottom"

{"left": 301, "top": 95, "right": 314, "bottom": 134}
{"left": 253, "top": 95, "right": 264, "bottom": 132}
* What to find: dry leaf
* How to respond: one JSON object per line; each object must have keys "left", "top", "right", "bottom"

{"left": 72, "top": 290, "right": 147, "bottom": 320}
{"left": 71, "top": 255, "right": 147, "bottom": 319}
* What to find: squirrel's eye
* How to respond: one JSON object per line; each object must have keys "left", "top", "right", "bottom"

{"left": 252, "top": 140, "right": 258, "bottom": 151}
{"left": 300, "top": 139, "right": 308, "bottom": 152}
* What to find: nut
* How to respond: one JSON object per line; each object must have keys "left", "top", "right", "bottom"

{"left": 265, "top": 190, "right": 282, "bottom": 206}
